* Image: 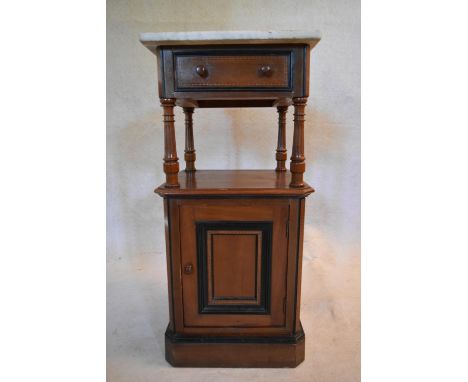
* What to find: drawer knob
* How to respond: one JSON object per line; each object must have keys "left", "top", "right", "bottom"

{"left": 183, "top": 263, "right": 193, "bottom": 275}
{"left": 195, "top": 65, "right": 208, "bottom": 78}
{"left": 259, "top": 65, "right": 272, "bottom": 77}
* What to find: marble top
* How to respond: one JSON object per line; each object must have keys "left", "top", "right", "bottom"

{"left": 140, "top": 30, "right": 320, "bottom": 52}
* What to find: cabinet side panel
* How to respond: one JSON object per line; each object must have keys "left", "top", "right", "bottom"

{"left": 163, "top": 198, "right": 174, "bottom": 330}
{"left": 294, "top": 198, "right": 306, "bottom": 333}
{"left": 166, "top": 198, "right": 184, "bottom": 333}
{"left": 156, "top": 47, "right": 164, "bottom": 98}
{"left": 292, "top": 46, "right": 307, "bottom": 97}
{"left": 302, "top": 45, "right": 311, "bottom": 97}
{"left": 285, "top": 199, "right": 298, "bottom": 333}
{"left": 161, "top": 48, "right": 175, "bottom": 98}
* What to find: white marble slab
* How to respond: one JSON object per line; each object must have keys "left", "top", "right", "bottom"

{"left": 140, "top": 30, "right": 321, "bottom": 52}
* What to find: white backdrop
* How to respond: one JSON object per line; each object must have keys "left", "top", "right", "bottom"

{"left": 107, "top": 1, "right": 360, "bottom": 381}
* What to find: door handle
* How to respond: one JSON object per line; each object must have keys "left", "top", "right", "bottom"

{"left": 195, "top": 65, "right": 208, "bottom": 78}
{"left": 183, "top": 263, "right": 193, "bottom": 275}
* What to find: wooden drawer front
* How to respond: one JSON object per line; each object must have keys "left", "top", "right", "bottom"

{"left": 175, "top": 54, "right": 290, "bottom": 90}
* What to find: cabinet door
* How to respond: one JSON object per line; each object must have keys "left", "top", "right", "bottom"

{"left": 177, "top": 199, "right": 290, "bottom": 335}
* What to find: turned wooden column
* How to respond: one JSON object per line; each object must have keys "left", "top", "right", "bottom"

{"left": 275, "top": 106, "right": 288, "bottom": 172}
{"left": 183, "top": 107, "right": 196, "bottom": 172}
{"left": 290, "top": 97, "right": 307, "bottom": 188}
{"left": 160, "top": 98, "right": 179, "bottom": 188}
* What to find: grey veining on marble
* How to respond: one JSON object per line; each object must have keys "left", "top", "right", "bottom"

{"left": 140, "top": 30, "right": 321, "bottom": 52}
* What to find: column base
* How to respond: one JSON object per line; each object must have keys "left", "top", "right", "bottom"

{"left": 164, "top": 324, "right": 305, "bottom": 368}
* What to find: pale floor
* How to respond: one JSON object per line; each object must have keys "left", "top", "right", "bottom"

{"left": 107, "top": 225, "right": 360, "bottom": 382}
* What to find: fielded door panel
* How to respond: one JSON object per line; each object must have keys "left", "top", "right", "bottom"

{"left": 177, "top": 199, "right": 290, "bottom": 333}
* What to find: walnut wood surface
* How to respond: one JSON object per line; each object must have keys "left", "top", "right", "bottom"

{"left": 178, "top": 199, "right": 288, "bottom": 330}
{"left": 160, "top": 98, "right": 179, "bottom": 187}
{"left": 160, "top": 45, "right": 308, "bottom": 103}
{"left": 145, "top": 39, "right": 318, "bottom": 367}
{"left": 155, "top": 170, "right": 314, "bottom": 197}
{"left": 175, "top": 54, "right": 289, "bottom": 89}
{"left": 290, "top": 97, "right": 307, "bottom": 187}
{"left": 165, "top": 324, "right": 305, "bottom": 368}
{"left": 183, "top": 107, "right": 196, "bottom": 172}
{"left": 208, "top": 231, "right": 260, "bottom": 304}
{"left": 275, "top": 106, "right": 288, "bottom": 171}
{"left": 164, "top": 196, "right": 307, "bottom": 339}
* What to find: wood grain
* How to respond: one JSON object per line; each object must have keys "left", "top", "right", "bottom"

{"left": 275, "top": 106, "right": 288, "bottom": 171}
{"left": 178, "top": 199, "right": 288, "bottom": 331}
{"left": 159, "top": 45, "right": 307, "bottom": 103}
{"left": 155, "top": 170, "right": 314, "bottom": 197}
{"left": 175, "top": 55, "right": 289, "bottom": 88}
{"left": 183, "top": 107, "right": 196, "bottom": 172}
{"left": 165, "top": 328, "right": 305, "bottom": 368}
{"left": 147, "top": 39, "right": 317, "bottom": 367}
{"left": 160, "top": 98, "right": 179, "bottom": 188}
{"left": 290, "top": 97, "right": 307, "bottom": 188}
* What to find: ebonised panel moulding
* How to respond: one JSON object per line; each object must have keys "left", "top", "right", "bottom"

{"left": 140, "top": 30, "right": 320, "bottom": 368}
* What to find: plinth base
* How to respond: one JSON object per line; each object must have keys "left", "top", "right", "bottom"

{"left": 164, "top": 324, "right": 305, "bottom": 368}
